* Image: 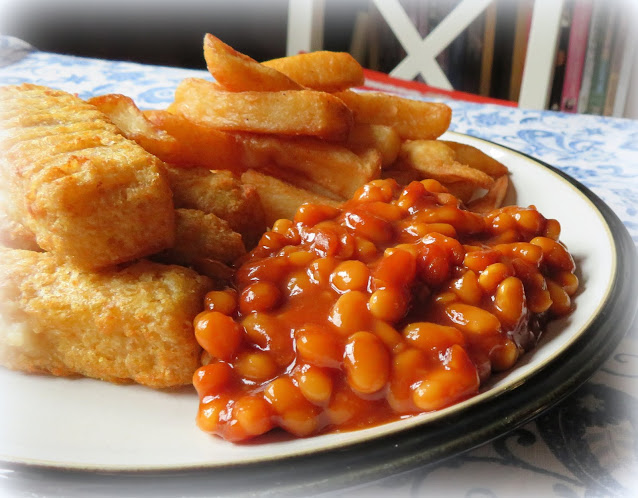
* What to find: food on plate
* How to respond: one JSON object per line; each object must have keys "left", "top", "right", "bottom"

{"left": 237, "top": 134, "right": 382, "bottom": 200}
{"left": 0, "top": 83, "right": 175, "bottom": 270}
{"left": 156, "top": 208, "right": 246, "bottom": 267}
{"left": 0, "top": 33, "right": 579, "bottom": 444}
{"left": 241, "top": 169, "right": 342, "bottom": 225}
{"left": 169, "top": 78, "right": 353, "bottom": 141}
{"left": 203, "top": 33, "right": 302, "bottom": 92}
{"left": 262, "top": 51, "right": 365, "bottom": 92}
{"left": 333, "top": 89, "right": 452, "bottom": 140}
{"left": 0, "top": 248, "right": 212, "bottom": 388}
{"left": 192, "top": 178, "right": 579, "bottom": 441}
{"left": 397, "top": 140, "right": 496, "bottom": 190}
{"left": 162, "top": 166, "right": 266, "bottom": 249}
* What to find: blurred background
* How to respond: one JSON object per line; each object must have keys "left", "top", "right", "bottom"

{"left": 1, "top": 0, "right": 636, "bottom": 117}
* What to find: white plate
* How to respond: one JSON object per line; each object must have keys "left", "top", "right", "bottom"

{"left": 0, "top": 132, "right": 635, "bottom": 481}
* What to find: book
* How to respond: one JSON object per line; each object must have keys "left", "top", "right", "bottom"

{"left": 548, "top": 1, "right": 574, "bottom": 111}
{"left": 509, "top": 0, "right": 533, "bottom": 102}
{"left": 602, "top": 11, "right": 628, "bottom": 115}
{"left": 611, "top": 17, "right": 637, "bottom": 117}
{"left": 560, "top": 0, "right": 593, "bottom": 112}
{"left": 577, "top": 0, "right": 608, "bottom": 113}
{"left": 479, "top": 2, "right": 497, "bottom": 97}
{"left": 586, "top": 4, "right": 618, "bottom": 114}
{"left": 489, "top": 0, "right": 519, "bottom": 101}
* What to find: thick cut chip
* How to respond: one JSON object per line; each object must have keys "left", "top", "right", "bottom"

{"left": 145, "top": 110, "right": 243, "bottom": 172}
{"left": 346, "top": 123, "right": 401, "bottom": 167}
{"left": 238, "top": 134, "right": 382, "bottom": 200}
{"left": 0, "top": 249, "right": 212, "bottom": 388}
{"left": 398, "top": 140, "right": 495, "bottom": 190}
{"left": 157, "top": 208, "right": 245, "bottom": 267}
{"left": 241, "top": 169, "right": 342, "bottom": 225}
{"left": 263, "top": 51, "right": 365, "bottom": 92}
{"left": 0, "top": 83, "right": 175, "bottom": 270}
{"left": 334, "top": 90, "right": 452, "bottom": 140}
{"left": 440, "top": 140, "right": 509, "bottom": 178}
{"left": 203, "top": 33, "right": 301, "bottom": 92}
{"left": 87, "top": 94, "right": 180, "bottom": 160}
{"left": 169, "top": 78, "right": 353, "bottom": 141}
{"left": 468, "top": 175, "right": 510, "bottom": 213}
{"left": 162, "top": 165, "right": 266, "bottom": 249}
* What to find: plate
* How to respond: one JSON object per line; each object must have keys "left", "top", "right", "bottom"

{"left": 1, "top": 132, "right": 636, "bottom": 495}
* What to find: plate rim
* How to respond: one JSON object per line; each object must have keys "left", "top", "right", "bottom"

{"left": 2, "top": 133, "right": 636, "bottom": 492}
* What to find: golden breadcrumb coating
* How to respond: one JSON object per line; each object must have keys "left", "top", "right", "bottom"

{"left": 0, "top": 248, "right": 212, "bottom": 388}
{"left": 0, "top": 83, "right": 175, "bottom": 269}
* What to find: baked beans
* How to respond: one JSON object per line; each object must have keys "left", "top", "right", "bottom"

{"left": 192, "top": 178, "right": 578, "bottom": 441}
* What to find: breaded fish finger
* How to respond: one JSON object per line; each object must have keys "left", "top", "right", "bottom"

{"left": 0, "top": 83, "right": 175, "bottom": 269}
{"left": 0, "top": 248, "right": 212, "bottom": 388}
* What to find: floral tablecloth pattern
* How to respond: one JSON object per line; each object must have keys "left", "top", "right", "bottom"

{"left": 1, "top": 36, "right": 637, "bottom": 497}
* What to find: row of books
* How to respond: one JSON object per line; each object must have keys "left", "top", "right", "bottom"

{"left": 362, "top": 0, "right": 634, "bottom": 116}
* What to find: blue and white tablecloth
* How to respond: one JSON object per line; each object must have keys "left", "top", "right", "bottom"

{"left": 1, "top": 35, "right": 637, "bottom": 497}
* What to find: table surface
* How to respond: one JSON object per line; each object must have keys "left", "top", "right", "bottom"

{"left": 1, "top": 35, "right": 637, "bottom": 497}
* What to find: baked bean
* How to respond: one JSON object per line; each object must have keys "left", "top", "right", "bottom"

{"left": 294, "top": 203, "right": 340, "bottom": 226}
{"left": 489, "top": 339, "right": 519, "bottom": 371}
{"left": 242, "top": 313, "right": 293, "bottom": 365}
{"left": 330, "top": 260, "right": 370, "bottom": 292}
{"left": 279, "top": 406, "right": 320, "bottom": 437}
{"left": 204, "top": 289, "right": 238, "bottom": 315}
{"left": 235, "top": 256, "right": 288, "bottom": 287}
{"left": 494, "top": 242, "right": 543, "bottom": 265}
{"left": 463, "top": 248, "right": 501, "bottom": 272}
{"left": 369, "top": 287, "right": 408, "bottom": 322}
{"left": 547, "top": 279, "right": 572, "bottom": 315}
{"left": 418, "top": 244, "right": 450, "bottom": 287}
{"left": 231, "top": 395, "right": 274, "bottom": 438}
{"left": 233, "top": 351, "right": 278, "bottom": 381}
{"left": 344, "top": 331, "right": 391, "bottom": 394}
{"left": 196, "top": 394, "right": 230, "bottom": 433}
{"left": 352, "top": 178, "right": 398, "bottom": 203}
{"left": 295, "top": 325, "right": 343, "bottom": 368}
{"left": 494, "top": 276, "right": 526, "bottom": 326}
{"left": 325, "top": 386, "right": 370, "bottom": 426}
{"left": 372, "top": 248, "right": 417, "bottom": 289}
{"left": 239, "top": 281, "right": 281, "bottom": 314}
{"left": 554, "top": 270, "right": 579, "bottom": 296}
{"left": 451, "top": 270, "right": 482, "bottom": 305}
{"left": 308, "top": 256, "right": 338, "bottom": 285}
{"left": 422, "top": 233, "right": 465, "bottom": 265}
{"left": 344, "top": 210, "right": 394, "bottom": 244}
{"left": 396, "top": 181, "right": 429, "bottom": 211}
{"left": 478, "top": 262, "right": 513, "bottom": 293}
{"left": 288, "top": 250, "right": 316, "bottom": 267}
{"left": 530, "top": 236, "right": 576, "bottom": 271}
{"left": 372, "top": 320, "right": 405, "bottom": 353}
{"left": 386, "top": 347, "right": 429, "bottom": 413}
{"left": 488, "top": 212, "right": 517, "bottom": 233}
{"left": 193, "top": 362, "right": 233, "bottom": 397}
{"left": 194, "top": 311, "right": 243, "bottom": 361}
{"left": 513, "top": 208, "right": 545, "bottom": 234}
{"left": 420, "top": 179, "right": 449, "bottom": 194}
{"left": 258, "top": 231, "right": 289, "bottom": 253}
{"left": 285, "top": 269, "right": 314, "bottom": 297}
{"left": 543, "top": 219, "right": 561, "bottom": 240}
{"left": 353, "top": 236, "right": 379, "bottom": 262}
{"left": 444, "top": 303, "right": 501, "bottom": 336}
{"left": 329, "top": 291, "right": 371, "bottom": 334}
{"left": 403, "top": 322, "right": 465, "bottom": 353}
{"left": 524, "top": 273, "right": 553, "bottom": 314}
{"left": 264, "top": 377, "right": 309, "bottom": 414}
{"left": 412, "top": 346, "right": 479, "bottom": 411}
{"left": 295, "top": 364, "right": 333, "bottom": 405}
{"left": 363, "top": 201, "right": 404, "bottom": 222}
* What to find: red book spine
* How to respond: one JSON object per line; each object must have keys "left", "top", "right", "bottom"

{"left": 560, "top": 0, "right": 594, "bottom": 112}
